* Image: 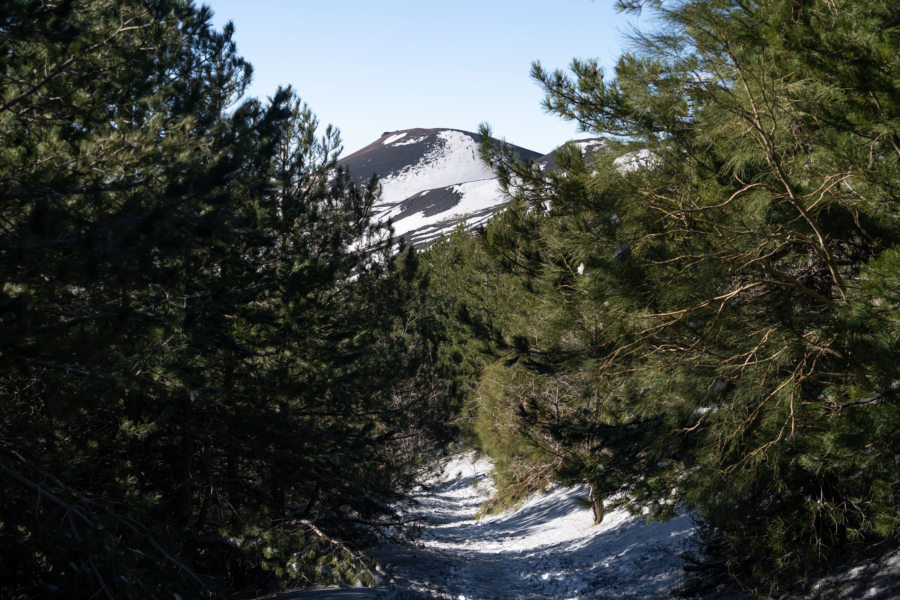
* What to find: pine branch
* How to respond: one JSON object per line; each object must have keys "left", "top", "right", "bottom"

{"left": 0, "top": 446, "right": 209, "bottom": 591}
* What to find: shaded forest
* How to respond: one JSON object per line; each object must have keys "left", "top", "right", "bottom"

{"left": 0, "top": 1, "right": 457, "bottom": 596}
{"left": 2, "top": 0, "right": 899, "bottom": 598}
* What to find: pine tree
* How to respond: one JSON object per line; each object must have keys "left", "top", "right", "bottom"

{"left": 474, "top": 0, "right": 900, "bottom": 593}
{"left": 1, "top": 2, "right": 453, "bottom": 596}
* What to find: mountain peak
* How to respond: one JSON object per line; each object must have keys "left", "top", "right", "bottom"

{"left": 339, "top": 128, "right": 541, "bottom": 247}
{"left": 344, "top": 127, "right": 474, "bottom": 162}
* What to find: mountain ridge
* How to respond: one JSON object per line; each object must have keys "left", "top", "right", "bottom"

{"left": 338, "top": 128, "right": 616, "bottom": 247}
{"left": 338, "top": 128, "right": 541, "bottom": 247}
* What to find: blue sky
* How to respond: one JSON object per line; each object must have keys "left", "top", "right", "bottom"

{"left": 205, "top": 1, "right": 638, "bottom": 155}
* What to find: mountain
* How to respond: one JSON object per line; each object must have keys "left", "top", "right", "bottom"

{"left": 338, "top": 128, "right": 541, "bottom": 247}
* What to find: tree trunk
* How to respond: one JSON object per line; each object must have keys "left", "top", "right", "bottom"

{"left": 589, "top": 484, "right": 604, "bottom": 524}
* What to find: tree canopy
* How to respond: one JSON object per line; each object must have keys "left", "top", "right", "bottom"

{"left": 1, "top": 1, "right": 452, "bottom": 596}
{"left": 3, "top": 0, "right": 899, "bottom": 597}
{"left": 421, "top": 0, "right": 900, "bottom": 595}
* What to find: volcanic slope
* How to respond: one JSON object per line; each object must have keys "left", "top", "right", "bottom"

{"left": 338, "top": 128, "right": 541, "bottom": 247}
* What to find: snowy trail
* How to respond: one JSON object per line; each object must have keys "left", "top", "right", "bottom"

{"left": 279, "top": 452, "right": 743, "bottom": 599}
{"left": 372, "top": 452, "right": 705, "bottom": 599}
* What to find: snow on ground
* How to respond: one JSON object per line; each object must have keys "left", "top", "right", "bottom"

{"left": 279, "top": 452, "right": 748, "bottom": 599}
{"left": 378, "top": 451, "right": 707, "bottom": 599}
{"left": 807, "top": 541, "right": 900, "bottom": 600}
{"left": 376, "top": 131, "right": 494, "bottom": 213}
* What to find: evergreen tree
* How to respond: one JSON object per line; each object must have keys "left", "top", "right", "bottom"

{"left": 472, "top": 0, "right": 900, "bottom": 593}
{"left": 0, "top": 2, "right": 451, "bottom": 596}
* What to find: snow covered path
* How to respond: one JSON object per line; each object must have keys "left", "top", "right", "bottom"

{"left": 278, "top": 451, "right": 742, "bottom": 599}
{"left": 373, "top": 452, "right": 706, "bottom": 599}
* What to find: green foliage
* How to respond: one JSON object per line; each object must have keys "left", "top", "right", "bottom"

{"left": 419, "top": 215, "right": 568, "bottom": 514}
{"left": 449, "top": 0, "right": 900, "bottom": 595}
{"left": 467, "top": 362, "right": 555, "bottom": 514}
{"left": 0, "top": 1, "right": 452, "bottom": 597}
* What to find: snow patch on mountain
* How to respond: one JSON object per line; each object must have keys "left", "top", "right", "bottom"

{"left": 393, "top": 135, "right": 427, "bottom": 147}
{"left": 382, "top": 132, "right": 408, "bottom": 145}
{"left": 376, "top": 130, "right": 494, "bottom": 213}
{"left": 384, "top": 178, "right": 503, "bottom": 243}
{"left": 574, "top": 139, "right": 608, "bottom": 153}
{"left": 614, "top": 148, "right": 658, "bottom": 173}
{"left": 451, "top": 179, "right": 506, "bottom": 214}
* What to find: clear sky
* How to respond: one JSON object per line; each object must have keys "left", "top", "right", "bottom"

{"left": 205, "top": 1, "right": 638, "bottom": 156}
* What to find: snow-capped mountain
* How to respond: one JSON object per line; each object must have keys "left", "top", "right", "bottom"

{"left": 338, "top": 128, "right": 541, "bottom": 247}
